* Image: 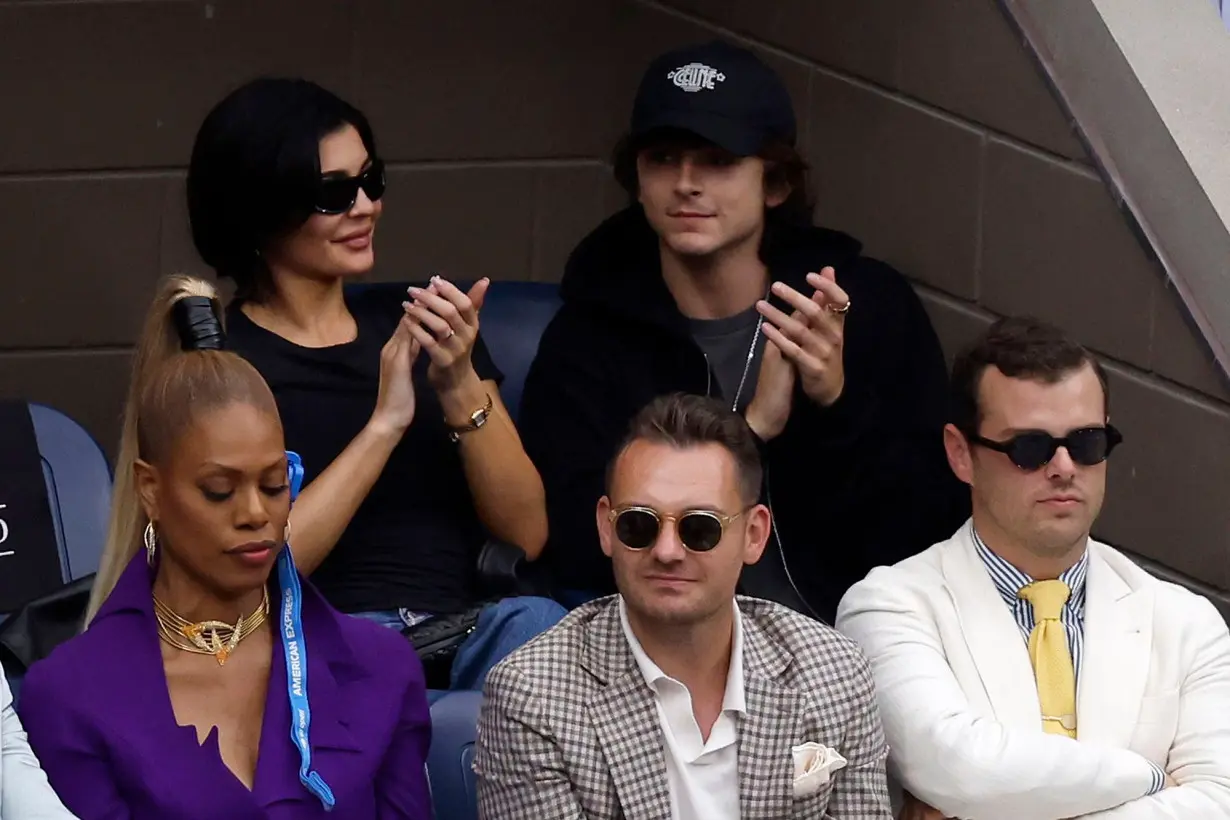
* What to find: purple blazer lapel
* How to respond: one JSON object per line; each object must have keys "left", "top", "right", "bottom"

{"left": 255, "top": 581, "right": 366, "bottom": 812}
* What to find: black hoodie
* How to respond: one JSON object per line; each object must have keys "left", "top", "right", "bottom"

{"left": 520, "top": 207, "right": 970, "bottom": 622}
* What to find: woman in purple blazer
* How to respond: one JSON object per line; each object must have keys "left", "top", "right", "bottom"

{"left": 18, "top": 275, "right": 433, "bottom": 819}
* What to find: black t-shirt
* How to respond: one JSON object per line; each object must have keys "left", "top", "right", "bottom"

{"left": 688, "top": 305, "right": 766, "bottom": 413}
{"left": 226, "top": 283, "right": 503, "bottom": 615}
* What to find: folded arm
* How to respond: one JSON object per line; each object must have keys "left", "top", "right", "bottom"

{"left": 835, "top": 572, "right": 1158, "bottom": 820}
{"left": 1075, "top": 596, "right": 1230, "bottom": 819}
{"left": 474, "top": 663, "right": 587, "bottom": 820}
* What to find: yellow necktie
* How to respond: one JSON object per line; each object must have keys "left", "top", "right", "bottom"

{"left": 1018, "top": 580, "right": 1077, "bottom": 738}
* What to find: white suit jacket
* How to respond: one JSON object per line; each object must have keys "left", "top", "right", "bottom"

{"left": 0, "top": 668, "right": 76, "bottom": 819}
{"left": 836, "top": 521, "right": 1230, "bottom": 820}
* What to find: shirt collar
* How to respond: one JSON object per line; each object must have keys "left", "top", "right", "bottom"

{"left": 618, "top": 596, "right": 747, "bottom": 714}
{"left": 972, "top": 523, "right": 1089, "bottom": 614}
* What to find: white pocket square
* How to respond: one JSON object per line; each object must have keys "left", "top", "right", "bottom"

{"left": 792, "top": 742, "right": 848, "bottom": 798}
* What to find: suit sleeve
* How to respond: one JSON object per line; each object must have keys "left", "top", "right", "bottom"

{"left": 826, "top": 648, "right": 894, "bottom": 819}
{"left": 18, "top": 665, "right": 129, "bottom": 819}
{"left": 376, "top": 645, "right": 434, "bottom": 820}
{"left": 835, "top": 571, "right": 1159, "bottom": 820}
{"left": 519, "top": 311, "right": 622, "bottom": 586}
{"left": 474, "top": 662, "right": 587, "bottom": 820}
{"left": 1074, "top": 595, "right": 1230, "bottom": 819}
{"left": 767, "top": 260, "right": 968, "bottom": 565}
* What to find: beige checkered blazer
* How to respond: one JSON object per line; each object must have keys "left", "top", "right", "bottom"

{"left": 474, "top": 595, "right": 892, "bottom": 819}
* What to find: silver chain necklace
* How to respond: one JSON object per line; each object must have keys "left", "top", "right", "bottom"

{"left": 729, "top": 285, "right": 772, "bottom": 412}
{"left": 729, "top": 314, "right": 766, "bottom": 412}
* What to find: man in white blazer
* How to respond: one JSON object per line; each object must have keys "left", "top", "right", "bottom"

{"left": 836, "top": 316, "right": 1230, "bottom": 820}
{"left": 0, "top": 667, "right": 77, "bottom": 818}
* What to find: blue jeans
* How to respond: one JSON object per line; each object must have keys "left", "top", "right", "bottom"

{"left": 353, "top": 596, "right": 566, "bottom": 690}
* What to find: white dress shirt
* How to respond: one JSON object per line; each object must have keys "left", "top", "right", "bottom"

{"left": 619, "top": 599, "right": 745, "bottom": 820}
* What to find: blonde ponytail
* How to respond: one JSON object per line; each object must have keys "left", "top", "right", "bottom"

{"left": 86, "top": 275, "right": 272, "bottom": 625}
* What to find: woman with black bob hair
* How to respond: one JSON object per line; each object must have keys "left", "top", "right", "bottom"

{"left": 186, "top": 77, "right": 563, "bottom": 690}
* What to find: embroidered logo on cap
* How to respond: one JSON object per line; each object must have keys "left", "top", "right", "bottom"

{"left": 667, "top": 62, "right": 726, "bottom": 93}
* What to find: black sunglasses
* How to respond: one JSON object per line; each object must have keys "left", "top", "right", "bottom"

{"left": 608, "top": 506, "right": 745, "bottom": 553}
{"left": 315, "top": 159, "right": 386, "bottom": 215}
{"left": 966, "top": 424, "right": 1123, "bottom": 471}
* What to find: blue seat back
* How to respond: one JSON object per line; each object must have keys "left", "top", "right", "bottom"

{"left": 475, "top": 281, "right": 561, "bottom": 423}
{"left": 426, "top": 689, "right": 482, "bottom": 820}
{"left": 28, "top": 403, "right": 112, "bottom": 582}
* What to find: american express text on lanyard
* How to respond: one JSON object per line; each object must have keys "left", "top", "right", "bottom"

{"left": 281, "top": 450, "right": 336, "bottom": 810}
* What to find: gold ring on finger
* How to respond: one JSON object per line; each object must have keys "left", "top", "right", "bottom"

{"left": 826, "top": 300, "right": 851, "bottom": 315}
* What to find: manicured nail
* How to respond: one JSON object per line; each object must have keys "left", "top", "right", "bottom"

{"left": 401, "top": 301, "right": 411, "bottom": 310}
{"left": 407, "top": 286, "right": 421, "bottom": 295}
{"left": 771, "top": 282, "right": 785, "bottom": 293}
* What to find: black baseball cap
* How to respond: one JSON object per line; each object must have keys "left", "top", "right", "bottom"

{"left": 630, "top": 40, "right": 797, "bottom": 157}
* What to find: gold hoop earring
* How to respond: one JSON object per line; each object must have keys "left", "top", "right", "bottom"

{"left": 283, "top": 520, "right": 292, "bottom": 546}
{"left": 144, "top": 522, "right": 158, "bottom": 567}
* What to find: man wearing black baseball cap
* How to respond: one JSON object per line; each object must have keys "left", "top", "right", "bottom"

{"left": 520, "top": 41, "right": 969, "bottom": 623}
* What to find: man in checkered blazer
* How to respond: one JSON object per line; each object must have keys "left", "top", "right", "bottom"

{"left": 475, "top": 394, "right": 892, "bottom": 819}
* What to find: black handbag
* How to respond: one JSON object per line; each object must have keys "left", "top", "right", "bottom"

{"left": 402, "top": 605, "right": 484, "bottom": 689}
{"left": 404, "top": 606, "right": 482, "bottom": 661}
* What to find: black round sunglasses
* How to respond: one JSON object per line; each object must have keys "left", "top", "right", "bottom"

{"left": 966, "top": 424, "right": 1123, "bottom": 471}
{"left": 609, "top": 506, "right": 746, "bottom": 553}
{"left": 315, "top": 159, "right": 386, "bottom": 215}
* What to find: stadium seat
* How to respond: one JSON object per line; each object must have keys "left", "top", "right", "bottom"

{"left": 426, "top": 689, "right": 483, "bottom": 820}
{"left": 1, "top": 404, "right": 112, "bottom": 703}
{"left": 474, "top": 281, "right": 561, "bottom": 422}
{"left": 28, "top": 403, "right": 112, "bottom": 582}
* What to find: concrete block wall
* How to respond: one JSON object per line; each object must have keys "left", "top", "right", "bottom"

{"left": 0, "top": 0, "right": 1225, "bottom": 596}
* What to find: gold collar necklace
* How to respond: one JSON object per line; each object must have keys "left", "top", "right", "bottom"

{"left": 152, "top": 587, "right": 270, "bottom": 666}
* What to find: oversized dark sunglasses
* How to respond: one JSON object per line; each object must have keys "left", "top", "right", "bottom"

{"left": 315, "top": 159, "right": 386, "bottom": 215}
{"left": 609, "top": 506, "right": 744, "bottom": 553}
{"left": 966, "top": 424, "right": 1123, "bottom": 471}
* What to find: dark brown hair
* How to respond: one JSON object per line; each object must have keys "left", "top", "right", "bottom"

{"left": 610, "top": 130, "right": 814, "bottom": 229}
{"left": 606, "top": 392, "right": 763, "bottom": 504}
{"left": 950, "top": 316, "right": 1110, "bottom": 434}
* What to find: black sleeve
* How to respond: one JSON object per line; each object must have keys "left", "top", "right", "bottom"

{"left": 518, "top": 309, "right": 623, "bottom": 594}
{"left": 770, "top": 258, "right": 970, "bottom": 568}
{"left": 471, "top": 332, "right": 505, "bottom": 385}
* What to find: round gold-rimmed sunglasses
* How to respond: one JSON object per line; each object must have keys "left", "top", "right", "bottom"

{"left": 608, "top": 506, "right": 746, "bottom": 553}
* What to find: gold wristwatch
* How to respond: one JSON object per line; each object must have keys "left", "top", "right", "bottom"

{"left": 447, "top": 394, "right": 493, "bottom": 442}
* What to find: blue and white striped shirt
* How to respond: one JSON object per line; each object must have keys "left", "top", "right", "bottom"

{"left": 972, "top": 524, "right": 1166, "bottom": 796}
{"left": 972, "top": 526, "right": 1088, "bottom": 680}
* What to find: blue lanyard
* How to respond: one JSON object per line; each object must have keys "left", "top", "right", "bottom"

{"left": 280, "top": 451, "right": 335, "bottom": 811}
